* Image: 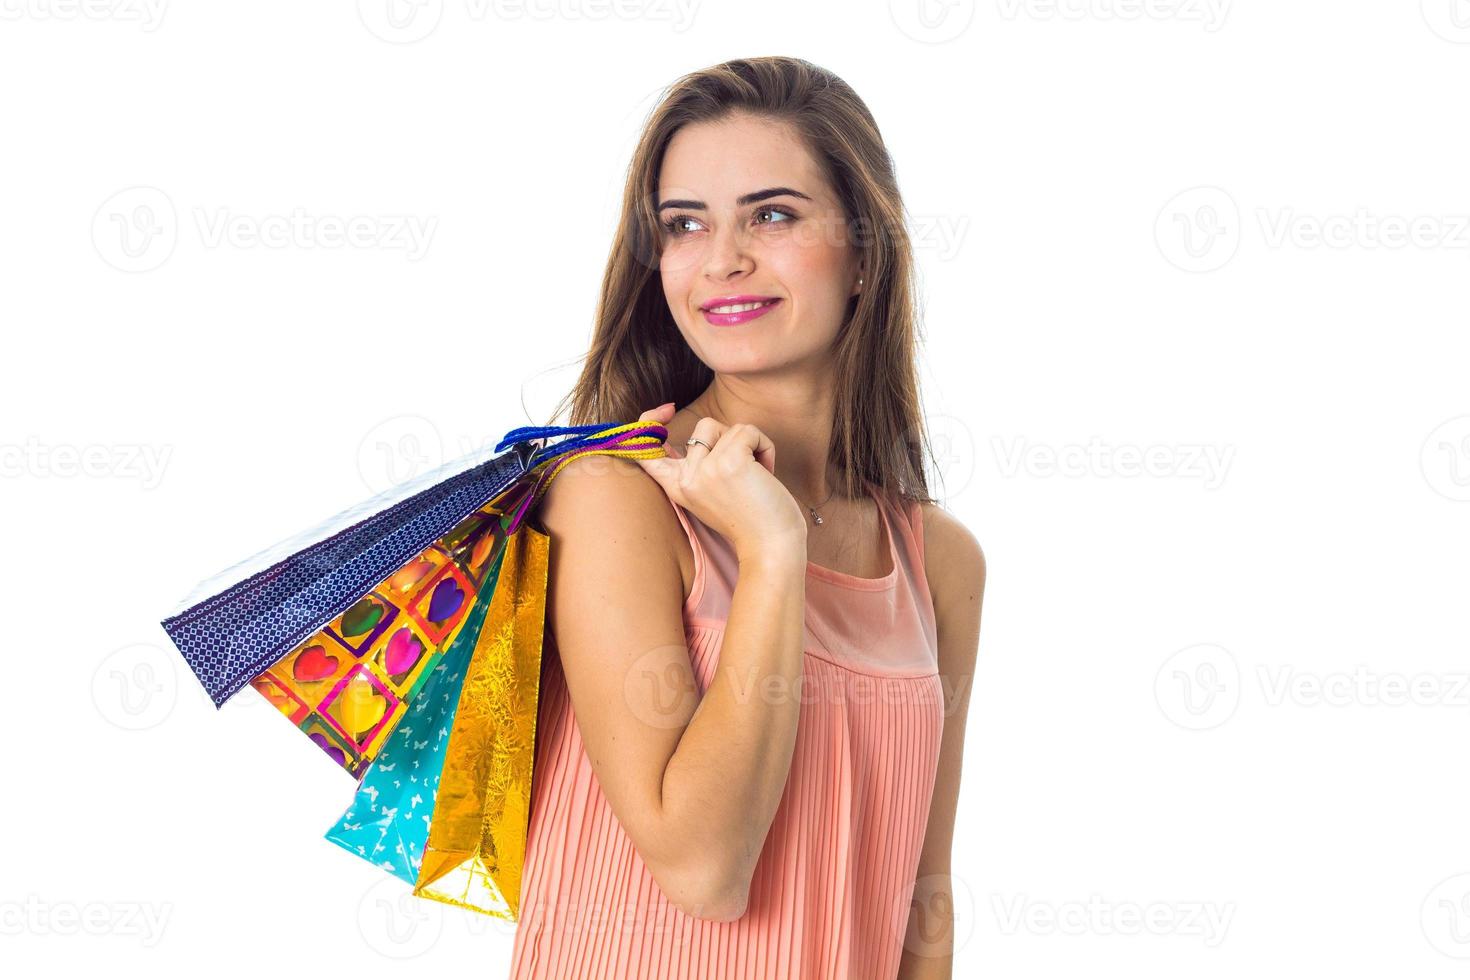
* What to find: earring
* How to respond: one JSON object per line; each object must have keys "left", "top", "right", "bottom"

{"left": 858, "top": 277, "right": 864, "bottom": 287}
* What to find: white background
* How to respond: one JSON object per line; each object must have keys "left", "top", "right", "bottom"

{"left": 3, "top": 1, "right": 1468, "bottom": 977}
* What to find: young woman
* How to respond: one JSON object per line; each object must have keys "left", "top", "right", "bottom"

{"left": 510, "top": 56, "right": 985, "bottom": 980}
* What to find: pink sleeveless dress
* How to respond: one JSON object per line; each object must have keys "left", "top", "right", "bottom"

{"left": 508, "top": 480, "right": 945, "bottom": 980}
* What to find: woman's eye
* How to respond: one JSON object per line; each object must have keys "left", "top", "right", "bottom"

{"left": 662, "top": 215, "right": 701, "bottom": 237}
{"left": 662, "top": 206, "right": 795, "bottom": 238}
{"left": 755, "top": 206, "right": 795, "bottom": 226}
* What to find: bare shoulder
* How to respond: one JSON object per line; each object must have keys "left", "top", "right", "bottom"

{"left": 916, "top": 501, "right": 986, "bottom": 664}
{"left": 534, "top": 451, "right": 664, "bottom": 525}
{"left": 531, "top": 452, "right": 692, "bottom": 603}
{"left": 918, "top": 501, "right": 985, "bottom": 591}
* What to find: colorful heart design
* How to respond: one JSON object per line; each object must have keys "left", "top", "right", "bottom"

{"left": 341, "top": 597, "right": 385, "bottom": 638}
{"left": 252, "top": 676, "right": 297, "bottom": 713}
{"left": 426, "top": 578, "right": 465, "bottom": 624}
{"left": 383, "top": 627, "right": 425, "bottom": 677}
{"left": 309, "top": 732, "right": 347, "bottom": 767}
{"left": 470, "top": 530, "right": 496, "bottom": 570}
{"left": 335, "top": 676, "right": 390, "bottom": 736}
{"left": 390, "top": 558, "right": 434, "bottom": 593}
{"left": 292, "top": 644, "right": 339, "bottom": 683}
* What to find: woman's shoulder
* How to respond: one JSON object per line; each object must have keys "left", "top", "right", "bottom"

{"left": 914, "top": 498, "right": 985, "bottom": 606}
{"left": 912, "top": 499, "right": 985, "bottom": 686}
{"left": 531, "top": 453, "right": 694, "bottom": 605}
{"left": 534, "top": 452, "right": 670, "bottom": 526}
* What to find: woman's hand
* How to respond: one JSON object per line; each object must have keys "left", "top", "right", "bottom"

{"left": 634, "top": 402, "right": 807, "bottom": 563}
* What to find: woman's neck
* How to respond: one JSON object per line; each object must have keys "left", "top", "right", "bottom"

{"left": 678, "top": 388, "right": 847, "bottom": 504}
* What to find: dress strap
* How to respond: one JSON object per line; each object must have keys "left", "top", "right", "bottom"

{"left": 870, "top": 484, "right": 937, "bottom": 640}
{"left": 663, "top": 496, "right": 719, "bottom": 622}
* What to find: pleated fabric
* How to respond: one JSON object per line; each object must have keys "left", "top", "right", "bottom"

{"left": 507, "top": 481, "right": 945, "bottom": 980}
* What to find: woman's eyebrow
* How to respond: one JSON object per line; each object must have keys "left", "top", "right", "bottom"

{"left": 656, "top": 186, "right": 813, "bottom": 212}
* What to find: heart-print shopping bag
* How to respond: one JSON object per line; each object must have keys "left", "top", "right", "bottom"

{"left": 321, "top": 543, "right": 503, "bottom": 878}
{"left": 160, "top": 420, "right": 668, "bottom": 778}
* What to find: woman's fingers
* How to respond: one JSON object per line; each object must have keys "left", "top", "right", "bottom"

{"left": 726, "top": 422, "right": 777, "bottom": 475}
{"left": 626, "top": 409, "right": 794, "bottom": 548}
{"left": 700, "top": 420, "right": 777, "bottom": 477}
{"left": 633, "top": 402, "right": 681, "bottom": 486}
{"left": 681, "top": 415, "right": 723, "bottom": 466}
{"left": 638, "top": 402, "right": 675, "bottom": 424}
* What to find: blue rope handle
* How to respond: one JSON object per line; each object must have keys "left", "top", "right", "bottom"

{"left": 496, "top": 421, "right": 667, "bottom": 469}
{"left": 495, "top": 422, "right": 614, "bottom": 452}
{"left": 492, "top": 420, "right": 671, "bottom": 533}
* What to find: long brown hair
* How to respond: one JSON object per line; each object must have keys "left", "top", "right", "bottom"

{"left": 542, "top": 55, "right": 938, "bottom": 507}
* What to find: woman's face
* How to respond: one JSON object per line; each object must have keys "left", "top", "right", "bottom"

{"left": 656, "top": 112, "right": 863, "bottom": 375}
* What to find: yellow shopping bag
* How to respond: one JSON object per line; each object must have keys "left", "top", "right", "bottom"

{"left": 412, "top": 518, "right": 550, "bottom": 919}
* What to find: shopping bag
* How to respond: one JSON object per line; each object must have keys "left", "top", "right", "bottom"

{"left": 161, "top": 437, "right": 535, "bottom": 709}
{"left": 320, "top": 421, "right": 663, "bottom": 914}
{"left": 412, "top": 517, "right": 550, "bottom": 920}
{"left": 160, "top": 420, "right": 668, "bottom": 778}
{"left": 321, "top": 542, "right": 503, "bottom": 879}
{"left": 248, "top": 499, "right": 510, "bottom": 776}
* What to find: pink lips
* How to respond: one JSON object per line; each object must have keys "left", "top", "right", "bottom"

{"left": 699, "top": 296, "right": 782, "bottom": 326}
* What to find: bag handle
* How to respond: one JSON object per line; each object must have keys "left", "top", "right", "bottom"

{"left": 495, "top": 420, "right": 669, "bottom": 534}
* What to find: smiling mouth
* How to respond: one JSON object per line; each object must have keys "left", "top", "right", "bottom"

{"left": 702, "top": 299, "right": 780, "bottom": 314}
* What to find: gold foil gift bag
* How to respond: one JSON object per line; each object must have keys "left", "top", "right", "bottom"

{"left": 413, "top": 516, "right": 549, "bottom": 919}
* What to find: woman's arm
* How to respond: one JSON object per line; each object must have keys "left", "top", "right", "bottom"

{"left": 535, "top": 454, "right": 807, "bottom": 923}
{"left": 898, "top": 502, "right": 986, "bottom": 980}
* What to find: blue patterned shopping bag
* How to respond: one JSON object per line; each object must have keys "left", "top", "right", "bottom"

{"left": 158, "top": 420, "right": 669, "bottom": 777}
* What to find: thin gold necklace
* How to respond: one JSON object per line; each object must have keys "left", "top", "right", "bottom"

{"left": 800, "top": 482, "right": 839, "bottom": 525}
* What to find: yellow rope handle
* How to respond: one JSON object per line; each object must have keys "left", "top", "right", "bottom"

{"left": 502, "top": 421, "right": 671, "bottom": 528}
